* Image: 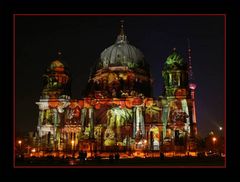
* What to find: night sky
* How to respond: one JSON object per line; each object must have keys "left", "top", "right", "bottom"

{"left": 16, "top": 15, "right": 224, "bottom": 137}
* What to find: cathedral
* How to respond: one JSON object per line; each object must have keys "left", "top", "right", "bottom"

{"left": 35, "top": 21, "right": 197, "bottom": 156}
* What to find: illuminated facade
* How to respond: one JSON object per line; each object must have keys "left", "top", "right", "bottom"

{"left": 35, "top": 22, "right": 197, "bottom": 155}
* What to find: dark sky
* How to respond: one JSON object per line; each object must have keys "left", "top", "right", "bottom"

{"left": 16, "top": 15, "right": 224, "bottom": 137}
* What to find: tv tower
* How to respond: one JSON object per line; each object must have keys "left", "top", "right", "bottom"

{"left": 187, "top": 39, "right": 197, "bottom": 136}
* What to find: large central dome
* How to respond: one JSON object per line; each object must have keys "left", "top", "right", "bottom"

{"left": 98, "top": 23, "right": 145, "bottom": 69}
{"left": 84, "top": 21, "right": 152, "bottom": 99}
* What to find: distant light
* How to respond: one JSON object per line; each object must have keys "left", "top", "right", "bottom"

{"left": 219, "top": 126, "right": 223, "bottom": 131}
{"left": 71, "top": 140, "right": 75, "bottom": 144}
{"left": 18, "top": 140, "right": 22, "bottom": 144}
{"left": 212, "top": 137, "right": 217, "bottom": 142}
{"left": 144, "top": 139, "right": 147, "bottom": 144}
{"left": 31, "top": 148, "right": 36, "bottom": 153}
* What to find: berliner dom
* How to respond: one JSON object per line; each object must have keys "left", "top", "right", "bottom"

{"left": 35, "top": 21, "right": 198, "bottom": 158}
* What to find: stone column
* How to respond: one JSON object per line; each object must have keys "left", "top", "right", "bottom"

{"left": 81, "top": 108, "right": 86, "bottom": 133}
{"left": 157, "top": 125, "right": 162, "bottom": 150}
{"left": 161, "top": 105, "right": 168, "bottom": 140}
{"left": 132, "top": 107, "right": 136, "bottom": 138}
{"left": 52, "top": 108, "right": 58, "bottom": 141}
{"left": 177, "top": 72, "right": 181, "bottom": 86}
{"left": 89, "top": 107, "right": 94, "bottom": 139}
{"left": 145, "top": 125, "right": 149, "bottom": 150}
{"left": 139, "top": 107, "right": 145, "bottom": 136}
{"left": 169, "top": 73, "right": 172, "bottom": 85}
{"left": 37, "top": 109, "right": 44, "bottom": 137}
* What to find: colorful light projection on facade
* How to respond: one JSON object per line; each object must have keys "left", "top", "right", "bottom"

{"left": 35, "top": 21, "right": 198, "bottom": 154}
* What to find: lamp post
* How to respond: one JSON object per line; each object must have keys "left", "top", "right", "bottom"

{"left": 31, "top": 148, "right": 36, "bottom": 156}
{"left": 212, "top": 137, "right": 217, "bottom": 152}
{"left": 27, "top": 145, "right": 31, "bottom": 155}
{"left": 218, "top": 126, "right": 224, "bottom": 155}
{"left": 18, "top": 140, "right": 22, "bottom": 151}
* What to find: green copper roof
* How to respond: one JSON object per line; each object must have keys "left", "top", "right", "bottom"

{"left": 163, "top": 49, "right": 187, "bottom": 70}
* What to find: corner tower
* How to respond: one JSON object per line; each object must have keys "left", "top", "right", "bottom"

{"left": 161, "top": 47, "right": 197, "bottom": 152}
{"left": 36, "top": 52, "right": 71, "bottom": 150}
{"left": 41, "top": 51, "right": 71, "bottom": 99}
{"left": 162, "top": 48, "right": 189, "bottom": 98}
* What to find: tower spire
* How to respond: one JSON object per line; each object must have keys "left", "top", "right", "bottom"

{"left": 187, "top": 39, "right": 197, "bottom": 137}
{"left": 120, "top": 20, "right": 125, "bottom": 36}
{"left": 187, "top": 39, "right": 194, "bottom": 82}
{"left": 57, "top": 50, "right": 63, "bottom": 60}
{"left": 116, "top": 20, "right": 127, "bottom": 43}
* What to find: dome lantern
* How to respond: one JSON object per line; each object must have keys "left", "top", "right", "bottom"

{"left": 116, "top": 20, "right": 127, "bottom": 43}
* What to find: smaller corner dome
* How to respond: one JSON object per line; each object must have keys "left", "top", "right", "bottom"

{"left": 49, "top": 59, "right": 65, "bottom": 72}
{"left": 48, "top": 51, "right": 68, "bottom": 72}
{"left": 164, "top": 48, "right": 187, "bottom": 70}
{"left": 50, "top": 60, "right": 64, "bottom": 69}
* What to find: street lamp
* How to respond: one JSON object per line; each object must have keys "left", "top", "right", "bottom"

{"left": 18, "top": 140, "right": 22, "bottom": 150}
{"left": 212, "top": 137, "right": 217, "bottom": 152}
{"left": 212, "top": 137, "right": 217, "bottom": 143}
{"left": 31, "top": 148, "right": 36, "bottom": 156}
